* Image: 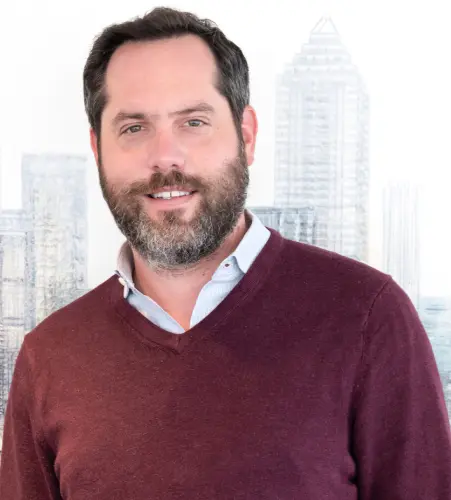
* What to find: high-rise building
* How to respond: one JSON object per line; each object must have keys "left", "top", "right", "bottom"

{"left": 0, "top": 210, "right": 34, "bottom": 343}
{"left": 383, "top": 183, "right": 420, "bottom": 309}
{"left": 274, "top": 17, "right": 370, "bottom": 262}
{"left": 0, "top": 209, "right": 32, "bottom": 418}
{"left": 248, "top": 206, "right": 317, "bottom": 245}
{"left": 22, "top": 154, "right": 89, "bottom": 326}
{"left": 419, "top": 296, "right": 451, "bottom": 380}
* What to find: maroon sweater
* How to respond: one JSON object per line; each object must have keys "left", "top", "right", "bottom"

{"left": 1, "top": 229, "right": 451, "bottom": 499}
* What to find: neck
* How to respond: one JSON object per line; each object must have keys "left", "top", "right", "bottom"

{"left": 130, "top": 211, "right": 250, "bottom": 326}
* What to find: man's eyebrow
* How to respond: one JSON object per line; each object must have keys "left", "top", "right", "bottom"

{"left": 112, "top": 112, "right": 147, "bottom": 128}
{"left": 170, "top": 102, "right": 216, "bottom": 117}
{"left": 111, "top": 102, "right": 216, "bottom": 127}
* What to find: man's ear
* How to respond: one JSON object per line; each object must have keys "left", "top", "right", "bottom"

{"left": 90, "top": 129, "right": 100, "bottom": 168}
{"left": 241, "top": 105, "right": 258, "bottom": 166}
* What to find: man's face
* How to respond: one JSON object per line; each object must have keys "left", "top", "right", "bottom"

{"left": 91, "top": 35, "right": 256, "bottom": 270}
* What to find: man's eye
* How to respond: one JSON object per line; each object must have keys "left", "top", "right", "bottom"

{"left": 123, "top": 125, "right": 143, "bottom": 134}
{"left": 185, "top": 119, "right": 205, "bottom": 128}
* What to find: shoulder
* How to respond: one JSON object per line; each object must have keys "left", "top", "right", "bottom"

{"left": 278, "top": 237, "right": 392, "bottom": 301}
{"left": 22, "top": 276, "right": 119, "bottom": 353}
{"left": 278, "top": 238, "right": 421, "bottom": 339}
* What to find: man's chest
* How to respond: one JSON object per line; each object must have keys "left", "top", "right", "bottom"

{"left": 46, "top": 338, "right": 359, "bottom": 499}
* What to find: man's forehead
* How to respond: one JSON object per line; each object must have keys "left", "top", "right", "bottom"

{"left": 105, "top": 46, "right": 218, "bottom": 101}
{"left": 102, "top": 38, "right": 223, "bottom": 120}
{"left": 103, "top": 83, "right": 222, "bottom": 113}
{"left": 106, "top": 36, "right": 217, "bottom": 80}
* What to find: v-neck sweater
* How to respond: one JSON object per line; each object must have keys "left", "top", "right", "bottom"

{"left": 1, "top": 229, "right": 450, "bottom": 500}
{"left": 114, "top": 209, "right": 271, "bottom": 333}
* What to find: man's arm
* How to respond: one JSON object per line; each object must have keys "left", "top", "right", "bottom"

{"left": 0, "top": 340, "right": 62, "bottom": 499}
{"left": 351, "top": 277, "right": 451, "bottom": 499}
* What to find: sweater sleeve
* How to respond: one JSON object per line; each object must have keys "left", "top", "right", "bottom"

{"left": 351, "top": 277, "right": 451, "bottom": 499}
{"left": 0, "top": 340, "right": 62, "bottom": 500}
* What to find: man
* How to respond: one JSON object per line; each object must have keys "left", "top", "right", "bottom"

{"left": 1, "top": 6, "right": 450, "bottom": 499}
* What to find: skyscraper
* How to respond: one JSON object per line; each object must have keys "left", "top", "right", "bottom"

{"left": 0, "top": 209, "right": 32, "bottom": 419}
{"left": 0, "top": 209, "right": 33, "bottom": 345}
{"left": 248, "top": 206, "right": 317, "bottom": 245}
{"left": 274, "top": 17, "right": 370, "bottom": 262}
{"left": 22, "top": 154, "right": 89, "bottom": 326}
{"left": 419, "top": 296, "right": 451, "bottom": 417}
{"left": 383, "top": 182, "right": 420, "bottom": 309}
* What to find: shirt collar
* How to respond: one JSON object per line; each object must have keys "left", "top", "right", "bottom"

{"left": 225, "top": 209, "right": 269, "bottom": 273}
{"left": 115, "top": 209, "right": 270, "bottom": 293}
{"left": 116, "top": 241, "right": 135, "bottom": 285}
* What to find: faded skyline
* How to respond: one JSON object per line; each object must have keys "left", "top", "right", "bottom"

{"left": 0, "top": 0, "right": 450, "bottom": 294}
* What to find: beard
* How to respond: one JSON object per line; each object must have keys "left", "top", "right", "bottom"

{"left": 98, "top": 142, "right": 249, "bottom": 271}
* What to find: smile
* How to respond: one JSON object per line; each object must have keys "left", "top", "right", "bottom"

{"left": 148, "top": 190, "right": 195, "bottom": 200}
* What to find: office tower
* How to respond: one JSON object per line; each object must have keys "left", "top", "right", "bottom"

{"left": 274, "top": 17, "right": 370, "bottom": 261}
{"left": 0, "top": 209, "right": 32, "bottom": 419}
{"left": 383, "top": 182, "right": 420, "bottom": 308}
{"left": 419, "top": 296, "right": 451, "bottom": 379}
{"left": 22, "top": 154, "right": 89, "bottom": 326}
{"left": 248, "top": 206, "right": 317, "bottom": 245}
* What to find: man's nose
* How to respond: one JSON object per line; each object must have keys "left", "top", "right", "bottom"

{"left": 145, "top": 128, "right": 186, "bottom": 173}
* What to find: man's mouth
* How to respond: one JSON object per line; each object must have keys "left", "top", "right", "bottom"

{"left": 146, "top": 189, "right": 197, "bottom": 200}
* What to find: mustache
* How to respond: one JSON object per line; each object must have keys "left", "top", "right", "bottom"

{"left": 125, "top": 170, "right": 206, "bottom": 196}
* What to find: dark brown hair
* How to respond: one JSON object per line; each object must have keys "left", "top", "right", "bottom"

{"left": 83, "top": 7, "right": 250, "bottom": 137}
